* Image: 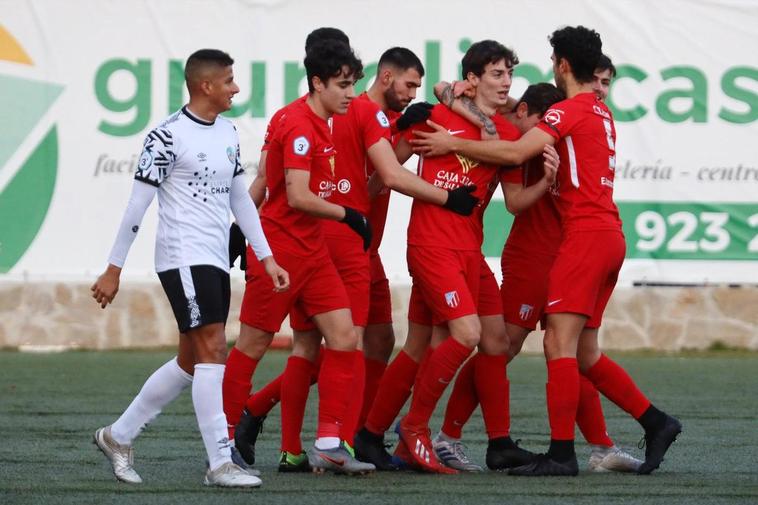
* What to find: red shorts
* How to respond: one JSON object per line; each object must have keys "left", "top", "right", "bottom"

{"left": 240, "top": 245, "right": 350, "bottom": 333}
{"left": 367, "top": 253, "right": 392, "bottom": 325}
{"left": 477, "top": 257, "right": 502, "bottom": 317}
{"left": 500, "top": 251, "right": 556, "bottom": 330}
{"left": 545, "top": 230, "right": 625, "bottom": 328}
{"left": 407, "top": 283, "right": 433, "bottom": 325}
{"left": 407, "top": 245, "right": 480, "bottom": 326}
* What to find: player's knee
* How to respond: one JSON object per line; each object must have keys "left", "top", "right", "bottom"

{"left": 577, "top": 348, "right": 601, "bottom": 372}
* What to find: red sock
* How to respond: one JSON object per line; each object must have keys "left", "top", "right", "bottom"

{"left": 364, "top": 350, "right": 419, "bottom": 435}
{"left": 245, "top": 374, "right": 283, "bottom": 417}
{"left": 316, "top": 348, "right": 355, "bottom": 438}
{"left": 413, "top": 346, "right": 434, "bottom": 393}
{"left": 475, "top": 353, "right": 510, "bottom": 440}
{"left": 405, "top": 337, "right": 473, "bottom": 429}
{"left": 279, "top": 356, "right": 314, "bottom": 454}
{"left": 359, "top": 356, "right": 387, "bottom": 430}
{"left": 222, "top": 347, "right": 258, "bottom": 438}
{"left": 576, "top": 374, "right": 613, "bottom": 446}
{"left": 546, "top": 357, "right": 579, "bottom": 441}
{"left": 441, "top": 354, "right": 478, "bottom": 439}
{"left": 584, "top": 354, "right": 651, "bottom": 419}
{"left": 339, "top": 351, "right": 365, "bottom": 446}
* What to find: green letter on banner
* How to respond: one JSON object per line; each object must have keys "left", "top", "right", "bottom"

{"left": 606, "top": 64, "right": 648, "bottom": 122}
{"left": 719, "top": 66, "right": 758, "bottom": 124}
{"left": 656, "top": 66, "right": 707, "bottom": 123}
{"left": 95, "top": 59, "right": 151, "bottom": 136}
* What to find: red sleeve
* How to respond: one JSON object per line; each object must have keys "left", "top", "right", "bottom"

{"left": 358, "top": 100, "right": 391, "bottom": 149}
{"left": 536, "top": 98, "right": 579, "bottom": 140}
{"left": 280, "top": 119, "right": 315, "bottom": 172}
{"left": 261, "top": 109, "right": 285, "bottom": 152}
{"left": 500, "top": 167, "right": 523, "bottom": 185}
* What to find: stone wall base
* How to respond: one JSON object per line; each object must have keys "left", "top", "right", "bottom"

{"left": 1, "top": 281, "right": 756, "bottom": 351}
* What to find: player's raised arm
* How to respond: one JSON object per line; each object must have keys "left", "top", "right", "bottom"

{"left": 501, "top": 144, "right": 559, "bottom": 215}
{"left": 412, "top": 121, "right": 555, "bottom": 166}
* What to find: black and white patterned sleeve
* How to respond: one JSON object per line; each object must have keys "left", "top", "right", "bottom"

{"left": 134, "top": 127, "right": 176, "bottom": 186}
{"left": 232, "top": 125, "right": 245, "bottom": 178}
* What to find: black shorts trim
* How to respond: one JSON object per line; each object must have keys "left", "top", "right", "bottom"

{"left": 158, "top": 265, "right": 230, "bottom": 333}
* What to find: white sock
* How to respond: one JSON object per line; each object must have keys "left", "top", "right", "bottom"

{"left": 110, "top": 357, "right": 193, "bottom": 445}
{"left": 314, "top": 437, "right": 341, "bottom": 450}
{"left": 193, "top": 363, "right": 232, "bottom": 471}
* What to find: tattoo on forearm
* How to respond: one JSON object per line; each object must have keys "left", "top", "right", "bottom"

{"left": 461, "top": 97, "right": 496, "bottom": 136}
{"left": 440, "top": 84, "right": 454, "bottom": 109}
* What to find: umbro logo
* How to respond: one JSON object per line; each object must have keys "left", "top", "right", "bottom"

{"left": 197, "top": 152, "right": 207, "bottom": 161}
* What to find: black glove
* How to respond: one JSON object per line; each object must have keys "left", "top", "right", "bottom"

{"left": 341, "top": 207, "right": 372, "bottom": 251}
{"left": 395, "top": 102, "right": 434, "bottom": 131}
{"left": 228, "top": 222, "right": 247, "bottom": 271}
{"left": 443, "top": 185, "right": 479, "bottom": 216}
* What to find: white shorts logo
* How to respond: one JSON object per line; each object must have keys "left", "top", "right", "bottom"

{"left": 445, "top": 290, "right": 460, "bottom": 308}
{"left": 293, "top": 136, "right": 310, "bottom": 156}
{"left": 337, "top": 179, "right": 351, "bottom": 194}
{"left": 519, "top": 304, "right": 534, "bottom": 321}
{"left": 376, "top": 110, "right": 390, "bottom": 128}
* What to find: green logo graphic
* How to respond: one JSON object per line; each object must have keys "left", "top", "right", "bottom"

{"left": 0, "top": 27, "right": 64, "bottom": 272}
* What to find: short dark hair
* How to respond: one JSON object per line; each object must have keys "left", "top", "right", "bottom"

{"left": 517, "top": 83, "right": 565, "bottom": 117}
{"left": 184, "top": 49, "right": 234, "bottom": 86}
{"left": 461, "top": 40, "right": 518, "bottom": 79}
{"left": 596, "top": 53, "right": 616, "bottom": 78}
{"left": 549, "top": 25, "right": 603, "bottom": 84}
{"left": 305, "top": 27, "right": 350, "bottom": 53}
{"left": 304, "top": 39, "right": 364, "bottom": 93}
{"left": 378, "top": 47, "right": 425, "bottom": 77}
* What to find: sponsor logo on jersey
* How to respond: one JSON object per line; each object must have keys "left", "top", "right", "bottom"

{"left": 376, "top": 110, "right": 390, "bottom": 128}
{"left": 519, "top": 304, "right": 534, "bottom": 321}
{"left": 337, "top": 179, "right": 351, "bottom": 194}
{"left": 445, "top": 290, "right": 460, "bottom": 308}
{"left": 455, "top": 153, "right": 479, "bottom": 174}
{"left": 600, "top": 176, "right": 614, "bottom": 188}
{"left": 544, "top": 109, "right": 563, "bottom": 126}
{"left": 293, "top": 136, "right": 310, "bottom": 156}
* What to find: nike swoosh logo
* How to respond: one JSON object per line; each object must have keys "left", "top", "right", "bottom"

{"left": 438, "top": 378, "right": 451, "bottom": 384}
{"left": 447, "top": 129, "right": 465, "bottom": 136}
{"left": 547, "top": 299, "right": 563, "bottom": 307}
{"left": 324, "top": 146, "right": 334, "bottom": 153}
{"left": 320, "top": 454, "right": 345, "bottom": 467}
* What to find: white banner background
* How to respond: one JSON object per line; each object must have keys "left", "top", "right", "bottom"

{"left": 1, "top": 0, "right": 757, "bottom": 286}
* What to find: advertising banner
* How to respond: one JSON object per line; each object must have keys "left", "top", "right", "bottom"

{"left": 1, "top": 0, "right": 756, "bottom": 287}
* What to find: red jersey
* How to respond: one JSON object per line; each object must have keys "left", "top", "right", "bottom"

{"left": 368, "top": 108, "right": 401, "bottom": 254}
{"left": 536, "top": 92, "right": 621, "bottom": 232}
{"left": 322, "top": 93, "right": 392, "bottom": 239}
{"left": 260, "top": 98, "right": 336, "bottom": 257}
{"left": 500, "top": 157, "right": 562, "bottom": 258}
{"left": 407, "top": 104, "right": 513, "bottom": 250}
{"left": 261, "top": 95, "right": 307, "bottom": 152}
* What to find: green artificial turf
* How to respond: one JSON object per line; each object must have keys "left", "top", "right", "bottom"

{"left": 1, "top": 350, "right": 756, "bottom": 504}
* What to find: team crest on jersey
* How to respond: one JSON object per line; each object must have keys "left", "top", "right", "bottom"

{"left": 445, "top": 290, "right": 460, "bottom": 308}
{"left": 455, "top": 153, "right": 479, "bottom": 174}
{"left": 226, "top": 146, "right": 235, "bottom": 164}
{"left": 337, "top": 179, "right": 351, "bottom": 194}
{"left": 376, "top": 110, "right": 390, "bottom": 128}
{"left": 543, "top": 109, "right": 563, "bottom": 126}
{"left": 293, "top": 136, "right": 310, "bottom": 156}
{"left": 519, "top": 304, "right": 534, "bottom": 321}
